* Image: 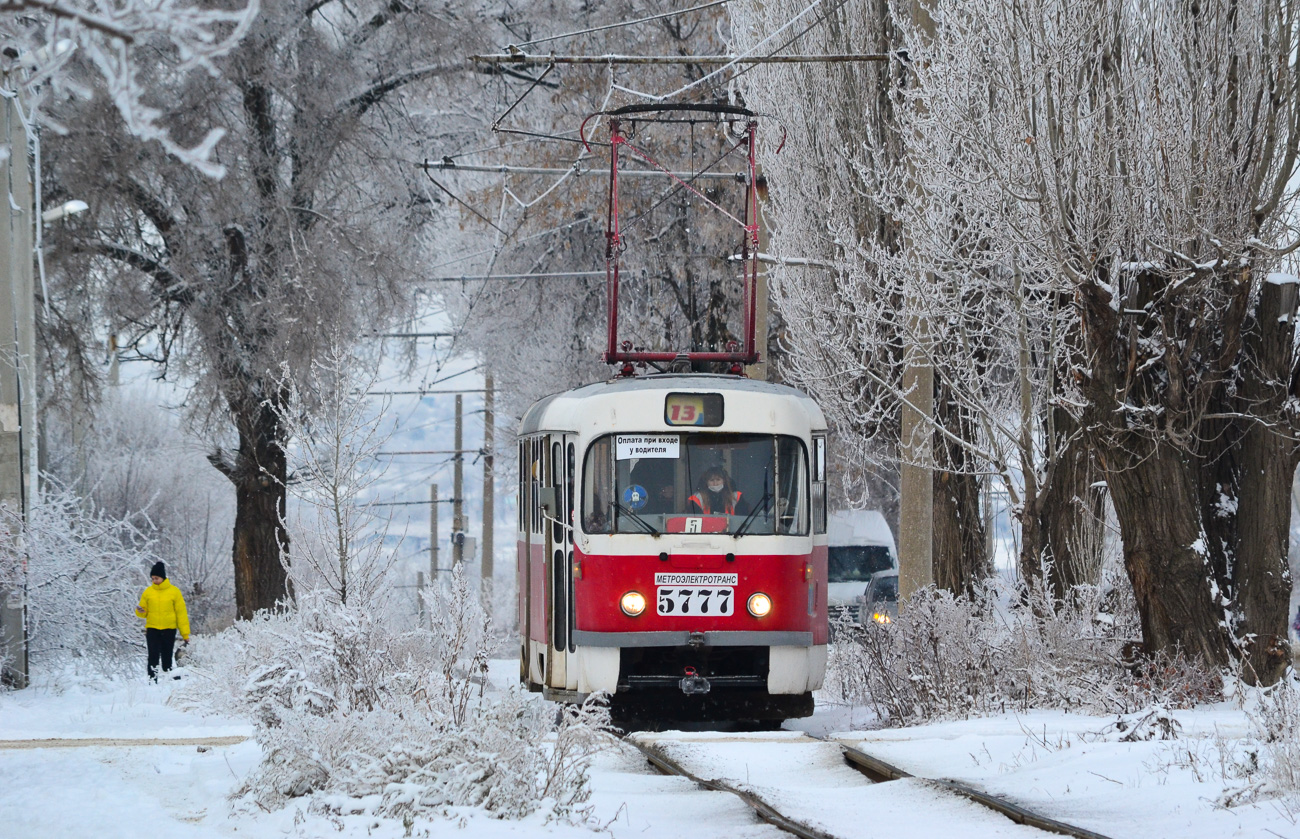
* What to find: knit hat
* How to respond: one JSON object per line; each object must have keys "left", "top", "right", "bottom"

{"left": 150, "top": 561, "right": 166, "bottom": 579}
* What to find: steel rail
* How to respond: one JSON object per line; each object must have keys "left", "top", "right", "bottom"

{"left": 626, "top": 737, "right": 840, "bottom": 839}
{"left": 834, "top": 741, "right": 1115, "bottom": 839}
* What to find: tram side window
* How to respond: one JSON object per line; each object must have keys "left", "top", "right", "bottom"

{"left": 518, "top": 440, "right": 526, "bottom": 532}
{"left": 582, "top": 437, "right": 614, "bottom": 534}
{"left": 567, "top": 443, "right": 576, "bottom": 545}
{"left": 776, "top": 437, "right": 809, "bottom": 535}
{"left": 552, "top": 441, "right": 563, "bottom": 542}
{"left": 811, "top": 436, "right": 827, "bottom": 535}
{"left": 531, "top": 438, "right": 543, "bottom": 534}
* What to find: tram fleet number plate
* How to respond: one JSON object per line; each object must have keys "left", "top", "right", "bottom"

{"left": 654, "top": 573, "right": 738, "bottom": 616}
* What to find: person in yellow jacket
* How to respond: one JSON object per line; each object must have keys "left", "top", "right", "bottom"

{"left": 135, "top": 561, "right": 190, "bottom": 681}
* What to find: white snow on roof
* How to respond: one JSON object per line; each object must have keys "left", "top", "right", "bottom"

{"left": 826, "top": 510, "right": 896, "bottom": 554}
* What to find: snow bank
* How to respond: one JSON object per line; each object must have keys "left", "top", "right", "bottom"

{"left": 175, "top": 569, "right": 611, "bottom": 823}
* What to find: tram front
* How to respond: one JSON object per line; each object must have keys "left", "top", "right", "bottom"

{"left": 521, "top": 374, "right": 828, "bottom": 723}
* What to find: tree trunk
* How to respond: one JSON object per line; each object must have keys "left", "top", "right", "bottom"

{"left": 213, "top": 397, "right": 290, "bottom": 620}
{"left": 1195, "top": 417, "right": 1238, "bottom": 609}
{"left": 1234, "top": 420, "right": 1297, "bottom": 683}
{"left": 932, "top": 381, "right": 988, "bottom": 593}
{"left": 933, "top": 466, "right": 987, "bottom": 593}
{"left": 1042, "top": 412, "right": 1105, "bottom": 602}
{"left": 1230, "top": 277, "right": 1299, "bottom": 684}
{"left": 1103, "top": 439, "right": 1233, "bottom": 668}
{"left": 1078, "top": 274, "right": 1234, "bottom": 668}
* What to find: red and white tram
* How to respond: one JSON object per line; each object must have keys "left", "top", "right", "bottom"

{"left": 516, "top": 375, "right": 830, "bottom": 721}
{"left": 516, "top": 103, "right": 825, "bottom": 721}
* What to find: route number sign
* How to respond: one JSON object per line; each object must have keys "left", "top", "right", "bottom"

{"left": 664, "top": 392, "right": 723, "bottom": 427}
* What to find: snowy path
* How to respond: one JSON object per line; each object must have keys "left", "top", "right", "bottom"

{"left": 0, "top": 735, "right": 248, "bottom": 749}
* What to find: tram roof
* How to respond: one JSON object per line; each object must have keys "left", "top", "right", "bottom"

{"left": 519, "top": 373, "right": 826, "bottom": 436}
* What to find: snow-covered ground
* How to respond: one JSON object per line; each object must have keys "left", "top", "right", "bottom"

{"left": 837, "top": 707, "right": 1299, "bottom": 839}
{"left": 2, "top": 663, "right": 1297, "bottom": 839}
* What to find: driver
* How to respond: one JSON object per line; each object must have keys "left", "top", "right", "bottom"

{"left": 687, "top": 466, "right": 748, "bottom": 516}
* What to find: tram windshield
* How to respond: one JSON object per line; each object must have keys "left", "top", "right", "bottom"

{"left": 582, "top": 433, "right": 808, "bottom": 536}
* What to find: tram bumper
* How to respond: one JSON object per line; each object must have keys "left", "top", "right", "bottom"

{"left": 571, "top": 630, "right": 827, "bottom": 696}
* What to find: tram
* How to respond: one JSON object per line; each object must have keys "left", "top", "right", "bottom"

{"left": 515, "top": 103, "right": 828, "bottom": 721}
{"left": 516, "top": 374, "right": 829, "bottom": 721}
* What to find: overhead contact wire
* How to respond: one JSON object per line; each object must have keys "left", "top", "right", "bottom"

{"left": 510, "top": 0, "right": 732, "bottom": 50}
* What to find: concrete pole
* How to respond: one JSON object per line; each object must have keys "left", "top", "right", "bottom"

{"left": 0, "top": 90, "right": 33, "bottom": 687}
{"left": 416, "top": 570, "right": 426, "bottom": 628}
{"left": 108, "top": 332, "right": 119, "bottom": 386}
{"left": 453, "top": 395, "right": 464, "bottom": 567}
{"left": 898, "top": 350, "right": 934, "bottom": 599}
{"left": 480, "top": 376, "right": 494, "bottom": 595}
{"left": 429, "top": 483, "right": 439, "bottom": 581}
{"left": 898, "top": 0, "right": 937, "bottom": 601}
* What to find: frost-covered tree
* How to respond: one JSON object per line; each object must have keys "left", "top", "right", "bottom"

{"left": 275, "top": 341, "right": 397, "bottom": 610}
{"left": 732, "top": 0, "right": 997, "bottom": 593}
{"left": 741, "top": 0, "right": 1300, "bottom": 683}
{"left": 0, "top": 0, "right": 257, "bottom": 175}
{"left": 40, "top": 2, "right": 487, "bottom": 618}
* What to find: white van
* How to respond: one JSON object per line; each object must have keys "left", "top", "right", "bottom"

{"left": 826, "top": 510, "right": 898, "bottom": 623}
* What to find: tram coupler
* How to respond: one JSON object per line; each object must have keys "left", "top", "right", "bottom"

{"left": 679, "top": 666, "right": 711, "bottom": 695}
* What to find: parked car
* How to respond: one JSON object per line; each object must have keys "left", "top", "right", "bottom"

{"left": 859, "top": 569, "right": 899, "bottom": 626}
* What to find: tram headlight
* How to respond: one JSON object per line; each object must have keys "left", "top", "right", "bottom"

{"left": 871, "top": 611, "right": 893, "bottom": 625}
{"left": 620, "top": 590, "right": 647, "bottom": 617}
{"left": 747, "top": 592, "right": 773, "bottom": 618}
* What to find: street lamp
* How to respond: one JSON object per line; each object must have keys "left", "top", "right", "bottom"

{"left": 41, "top": 199, "right": 87, "bottom": 224}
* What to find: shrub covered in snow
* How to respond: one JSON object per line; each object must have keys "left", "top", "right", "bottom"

{"left": 1236, "top": 674, "right": 1300, "bottom": 805}
{"left": 830, "top": 576, "right": 1221, "bottom": 725}
{"left": 0, "top": 485, "right": 162, "bottom": 672}
{"left": 176, "top": 566, "right": 610, "bottom": 822}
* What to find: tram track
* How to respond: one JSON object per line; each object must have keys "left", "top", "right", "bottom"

{"left": 627, "top": 734, "right": 839, "bottom": 839}
{"left": 831, "top": 739, "right": 1113, "bottom": 839}
{"left": 624, "top": 730, "right": 1115, "bottom": 839}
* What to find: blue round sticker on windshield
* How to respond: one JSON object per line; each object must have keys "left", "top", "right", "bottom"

{"left": 622, "top": 485, "right": 648, "bottom": 510}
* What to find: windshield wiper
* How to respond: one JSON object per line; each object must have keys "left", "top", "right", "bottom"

{"left": 732, "top": 489, "right": 772, "bottom": 538}
{"left": 614, "top": 501, "right": 659, "bottom": 535}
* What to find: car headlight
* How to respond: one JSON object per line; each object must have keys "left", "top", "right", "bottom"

{"left": 747, "top": 592, "right": 772, "bottom": 617}
{"left": 871, "top": 611, "right": 892, "bottom": 624}
{"left": 620, "top": 591, "right": 646, "bottom": 616}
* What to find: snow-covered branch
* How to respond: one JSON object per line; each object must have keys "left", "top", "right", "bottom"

{"left": 1, "top": 0, "right": 259, "bottom": 176}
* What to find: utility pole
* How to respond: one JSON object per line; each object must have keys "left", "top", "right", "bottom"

{"left": 0, "top": 89, "right": 34, "bottom": 688}
{"left": 898, "top": 0, "right": 937, "bottom": 601}
{"left": 416, "top": 570, "right": 426, "bottom": 628}
{"left": 430, "top": 483, "right": 439, "bottom": 582}
{"left": 481, "top": 376, "right": 494, "bottom": 597}
{"left": 453, "top": 394, "right": 464, "bottom": 567}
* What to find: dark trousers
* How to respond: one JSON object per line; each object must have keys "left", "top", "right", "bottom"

{"left": 146, "top": 628, "right": 176, "bottom": 679}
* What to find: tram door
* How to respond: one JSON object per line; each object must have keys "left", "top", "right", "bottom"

{"left": 522, "top": 436, "right": 544, "bottom": 687}
{"left": 544, "top": 434, "right": 578, "bottom": 690}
